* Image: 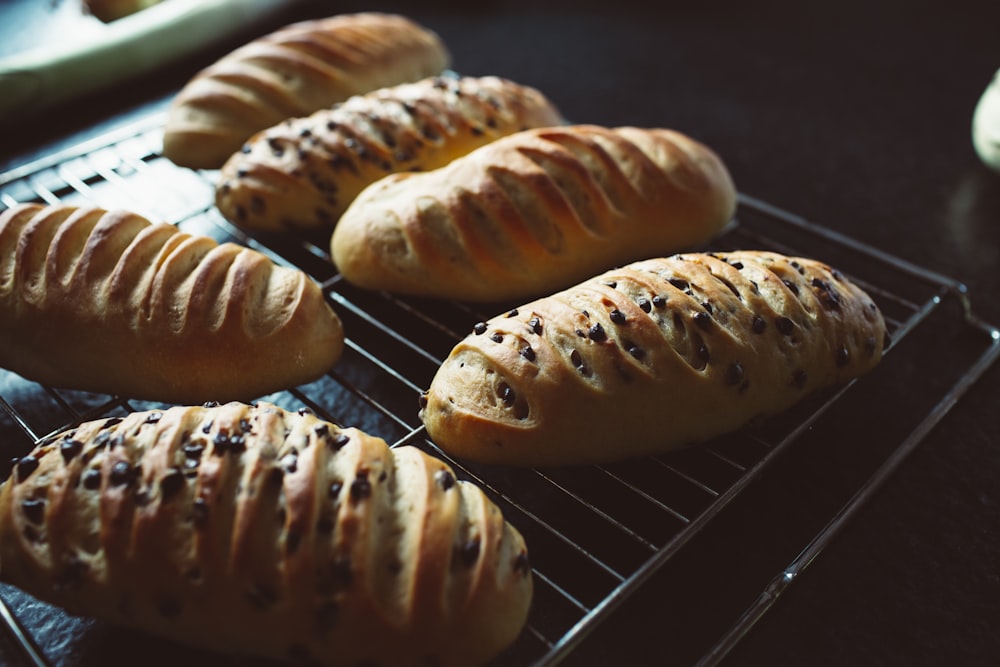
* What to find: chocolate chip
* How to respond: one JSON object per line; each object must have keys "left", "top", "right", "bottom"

{"left": 637, "top": 297, "right": 652, "bottom": 313}
{"left": 588, "top": 323, "right": 607, "bottom": 342}
{"left": 725, "top": 362, "right": 745, "bottom": 386}
{"left": 776, "top": 316, "right": 795, "bottom": 335}
{"left": 280, "top": 453, "right": 298, "bottom": 474}
{"left": 473, "top": 322, "right": 488, "bottom": 335}
{"left": 458, "top": 538, "right": 481, "bottom": 568}
{"left": 490, "top": 332, "right": 504, "bottom": 344}
{"left": 513, "top": 551, "right": 531, "bottom": 574}
{"left": 506, "top": 308, "right": 519, "bottom": 317}
{"left": 192, "top": 498, "right": 209, "bottom": 528}
{"left": 669, "top": 278, "right": 689, "bottom": 291}
{"left": 865, "top": 335, "right": 878, "bottom": 355}
{"left": 21, "top": 498, "right": 45, "bottom": 523}
{"left": 520, "top": 346, "right": 536, "bottom": 362}
{"left": 697, "top": 344, "right": 711, "bottom": 363}
{"left": 183, "top": 443, "right": 204, "bottom": 459}
{"left": 528, "top": 316, "right": 543, "bottom": 334}
{"left": 14, "top": 456, "right": 39, "bottom": 483}
{"left": 498, "top": 383, "right": 516, "bottom": 406}
{"left": 60, "top": 438, "right": 84, "bottom": 462}
{"left": 652, "top": 295, "right": 667, "bottom": 309}
{"left": 609, "top": 309, "right": 627, "bottom": 325}
{"left": 694, "top": 311, "right": 713, "bottom": 331}
{"left": 752, "top": 315, "right": 767, "bottom": 334}
{"left": 627, "top": 345, "right": 645, "bottom": 360}
{"left": 836, "top": 346, "right": 850, "bottom": 367}
{"left": 160, "top": 469, "right": 185, "bottom": 502}
{"left": 82, "top": 469, "right": 101, "bottom": 490}
{"left": 350, "top": 474, "right": 371, "bottom": 502}
{"left": 435, "top": 469, "right": 455, "bottom": 491}
{"left": 329, "top": 481, "right": 343, "bottom": 500}
{"left": 316, "top": 514, "right": 334, "bottom": 534}
{"left": 783, "top": 279, "right": 800, "bottom": 296}
{"left": 109, "top": 461, "right": 132, "bottom": 486}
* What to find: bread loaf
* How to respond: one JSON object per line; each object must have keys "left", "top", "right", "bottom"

{"left": 162, "top": 12, "right": 450, "bottom": 169}
{"left": 216, "top": 75, "right": 565, "bottom": 233}
{"left": 419, "top": 251, "right": 888, "bottom": 466}
{"left": 0, "top": 401, "right": 532, "bottom": 666}
{"left": 83, "top": 0, "right": 162, "bottom": 22}
{"left": 330, "top": 124, "right": 737, "bottom": 302}
{"left": 0, "top": 203, "right": 343, "bottom": 403}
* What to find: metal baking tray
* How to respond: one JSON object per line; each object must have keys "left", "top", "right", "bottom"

{"left": 2, "top": 112, "right": 999, "bottom": 667}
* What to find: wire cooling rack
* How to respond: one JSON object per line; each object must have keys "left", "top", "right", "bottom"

{"left": 1, "top": 112, "right": 999, "bottom": 667}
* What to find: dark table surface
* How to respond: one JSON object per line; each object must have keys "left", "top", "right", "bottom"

{"left": 2, "top": 1, "right": 1000, "bottom": 666}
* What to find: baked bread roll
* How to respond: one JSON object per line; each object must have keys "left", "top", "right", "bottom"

{"left": 0, "top": 401, "right": 532, "bottom": 666}
{"left": 331, "top": 124, "right": 737, "bottom": 302}
{"left": 216, "top": 75, "right": 565, "bottom": 233}
{"left": 419, "top": 251, "right": 888, "bottom": 466}
{"left": 0, "top": 203, "right": 343, "bottom": 403}
{"left": 162, "top": 12, "right": 450, "bottom": 169}
{"left": 83, "top": 0, "right": 162, "bottom": 22}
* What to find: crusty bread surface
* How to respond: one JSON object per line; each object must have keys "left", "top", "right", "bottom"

{"left": 331, "top": 124, "right": 737, "bottom": 302}
{"left": 0, "top": 203, "right": 343, "bottom": 403}
{"left": 162, "top": 12, "right": 450, "bottom": 169}
{"left": 0, "top": 402, "right": 533, "bottom": 667}
{"left": 419, "top": 251, "right": 888, "bottom": 466}
{"left": 82, "top": 0, "right": 162, "bottom": 22}
{"left": 216, "top": 75, "right": 565, "bottom": 233}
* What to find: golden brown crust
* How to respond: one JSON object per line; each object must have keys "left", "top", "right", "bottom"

{"left": 82, "top": 0, "right": 162, "bottom": 22}
{"left": 216, "top": 75, "right": 565, "bottom": 233}
{"left": 163, "top": 12, "right": 451, "bottom": 169}
{"left": 419, "top": 251, "right": 888, "bottom": 466}
{"left": 0, "top": 203, "right": 344, "bottom": 403}
{"left": 0, "top": 402, "right": 532, "bottom": 666}
{"left": 330, "top": 124, "right": 737, "bottom": 302}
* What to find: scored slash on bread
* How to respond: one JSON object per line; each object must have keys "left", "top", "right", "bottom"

{"left": 419, "top": 251, "right": 889, "bottom": 467}
{"left": 0, "top": 401, "right": 533, "bottom": 667}
{"left": 0, "top": 203, "right": 344, "bottom": 403}
{"left": 162, "top": 12, "right": 451, "bottom": 170}
{"left": 331, "top": 124, "right": 738, "bottom": 302}
{"left": 216, "top": 74, "right": 566, "bottom": 233}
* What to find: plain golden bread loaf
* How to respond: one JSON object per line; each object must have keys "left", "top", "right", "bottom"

{"left": 0, "top": 203, "right": 343, "bottom": 403}
{"left": 83, "top": 0, "right": 162, "bottom": 22}
{"left": 419, "top": 251, "right": 888, "bottom": 466}
{"left": 162, "top": 13, "right": 450, "bottom": 169}
{"left": 0, "top": 402, "right": 532, "bottom": 666}
{"left": 216, "top": 75, "right": 565, "bottom": 233}
{"left": 330, "top": 124, "right": 737, "bottom": 302}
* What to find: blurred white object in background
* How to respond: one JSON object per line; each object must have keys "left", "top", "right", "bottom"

{"left": 0, "top": 0, "right": 307, "bottom": 123}
{"left": 972, "top": 67, "right": 1000, "bottom": 174}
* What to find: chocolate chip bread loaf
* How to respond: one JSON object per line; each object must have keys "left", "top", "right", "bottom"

{"left": 419, "top": 251, "right": 888, "bottom": 466}
{"left": 162, "top": 12, "right": 450, "bottom": 169}
{"left": 330, "top": 124, "right": 737, "bottom": 302}
{"left": 216, "top": 75, "right": 565, "bottom": 233}
{"left": 0, "top": 402, "right": 532, "bottom": 666}
{"left": 0, "top": 203, "right": 343, "bottom": 403}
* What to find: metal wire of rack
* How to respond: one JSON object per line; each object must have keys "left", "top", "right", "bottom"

{"left": 1, "top": 112, "right": 998, "bottom": 667}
